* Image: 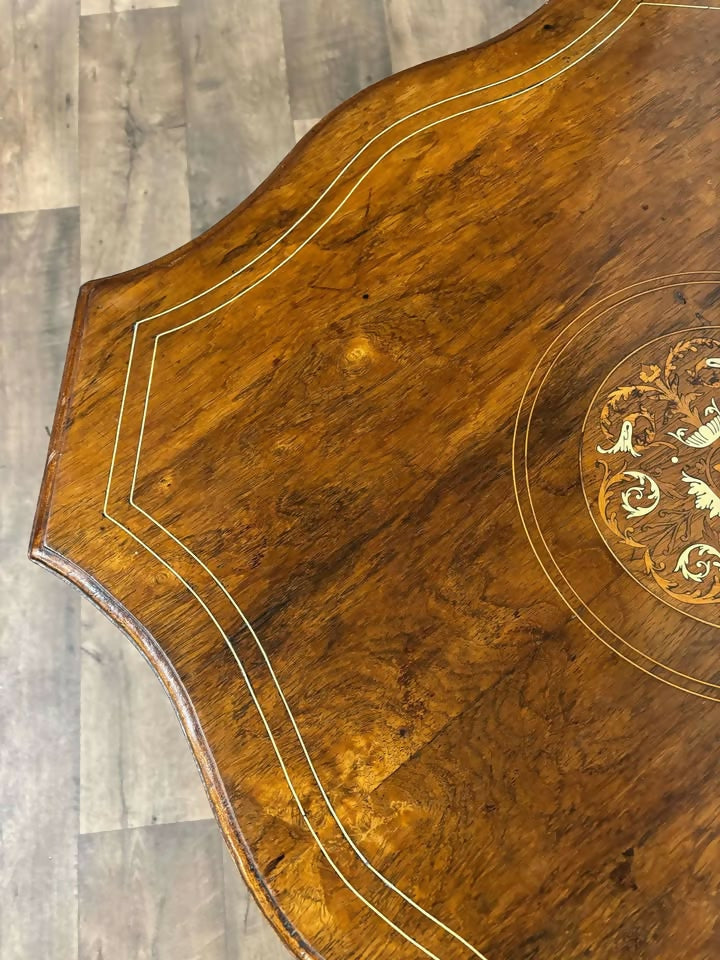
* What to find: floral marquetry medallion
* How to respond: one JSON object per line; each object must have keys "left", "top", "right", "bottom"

{"left": 582, "top": 334, "right": 720, "bottom": 610}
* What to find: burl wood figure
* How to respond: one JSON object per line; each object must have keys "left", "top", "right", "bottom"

{"left": 30, "top": 1, "right": 720, "bottom": 957}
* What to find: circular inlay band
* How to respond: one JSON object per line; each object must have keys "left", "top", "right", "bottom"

{"left": 513, "top": 274, "right": 720, "bottom": 701}
{"left": 582, "top": 331, "right": 720, "bottom": 613}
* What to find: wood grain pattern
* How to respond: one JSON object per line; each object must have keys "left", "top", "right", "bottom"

{"left": 5, "top": 3, "right": 544, "bottom": 958}
{"left": 30, "top": 1, "right": 720, "bottom": 958}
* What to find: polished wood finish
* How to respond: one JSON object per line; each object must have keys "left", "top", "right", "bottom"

{"left": 31, "top": 2, "right": 720, "bottom": 957}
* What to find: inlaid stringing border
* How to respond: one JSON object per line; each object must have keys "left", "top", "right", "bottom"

{"left": 97, "top": 4, "right": 720, "bottom": 958}
{"left": 130, "top": 0, "right": 643, "bottom": 341}
{"left": 125, "top": 0, "right": 630, "bottom": 328}
{"left": 513, "top": 277, "right": 720, "bottom": 703}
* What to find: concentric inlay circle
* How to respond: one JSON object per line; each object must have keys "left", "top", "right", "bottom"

{"left": 514, "top": 274, "right": 720, "bottom": 701}
{"left": 582, "top": 332, "right": 720, "bottom": 614}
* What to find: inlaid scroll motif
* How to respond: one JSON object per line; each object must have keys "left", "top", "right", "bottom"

{"left": 584, "top": 336, "right": 720, "bottom": 605}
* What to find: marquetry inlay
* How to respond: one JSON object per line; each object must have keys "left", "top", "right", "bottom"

{"left": 584, "top": 332, "right": 720, "bottom": 610}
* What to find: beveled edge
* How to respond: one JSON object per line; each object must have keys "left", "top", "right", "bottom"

{"left": 31, "top": 545, "right": 319, "bottom": 960}
{"left": 28, "top": 281, "right": 319, "bottom": 960}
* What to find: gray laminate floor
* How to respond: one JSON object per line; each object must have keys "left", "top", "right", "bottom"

{"left": 0, "top": 2, "right": 542, "bottom": 957}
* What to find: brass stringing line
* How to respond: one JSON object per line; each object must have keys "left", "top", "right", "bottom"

{"left": 645, "top": 2, "right": 720, "bottom": 8}
{"left": 103, "top": 323, "right": 137, "bottom": 517}
{"left": 130, "top": 338, "right": 158, "bottom": 496}
{"left": 155, "top": 5, "right": 643, "bottom": 341}
{"left": 126, "top": 300, "right": 488, "bottom": 958}
{"left": 524, "top": 284, "right": 720, "bottom": 692}
{"left": 118, "top": 0, "right": 720, "bottom": 338}
{"left": 102, "top": 7, "right": 650, "bottom": 956}
{"left": 103, "top": 0, "right": 720, "bottom": 950}
{"left": 105, "top": 0, "right": 649, "bottom": 510}
{"left": 128, "top": 0, "right": 629, "bottom": 326}
{"left": 110, "top": 8, "right": 652, "bottom": 955}
{"left": 122, "top": 0, "right": 719, "bottom": 330}
{"left": 512, "top": 277, "right": 720, "bottom": 703}
{"left": 580, "top": 319, "right": 720, "bottom": 639}
{"left": 100, "top": 514, "right": 444, "bottom": 960}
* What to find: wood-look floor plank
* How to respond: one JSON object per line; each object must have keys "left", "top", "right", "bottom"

{"left": 221, "top": 844, "right": 288, "bottom": 960}
{"left": 79, "top": 8, "right": 190, "bottom": 282}
{"left": 78, "top": 5, "right": 207, "bottom": 835}
{"left": 82, "top": 0, "right": 177, "bottom": 20}
{"left": 79, "top": 602, "right": 210, "bottom": 835}
{"left": 279, "top": 0, "right": 392, "bottom": 127}
{"left": 79, "top": 821, "right": 226, "bottom": 960}
{"left": 384, "top": 0, "right": 545, "bottom": 71}
{"left": 180, "top": 0, "right": 295, "bottom": 237}
{"left": 0, "top": 208, "right": 81, "bottom": 960}
{"left": 293, "top": 117, "right": 321, "bottom": 145}
{"left": 0, "top": 0, "right": 79, "bottom": 213}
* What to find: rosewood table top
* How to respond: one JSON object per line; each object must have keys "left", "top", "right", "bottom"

{"left": 31, "top": 2, "right": 720, "bottom": 957}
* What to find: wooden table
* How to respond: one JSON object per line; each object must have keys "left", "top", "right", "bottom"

{"left": 31, "top": 1, "right": 720, "bottom": 957}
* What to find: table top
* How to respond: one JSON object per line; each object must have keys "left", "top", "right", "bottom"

{"left": 31, "top": 1, "right": 720, "bottom": 957}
